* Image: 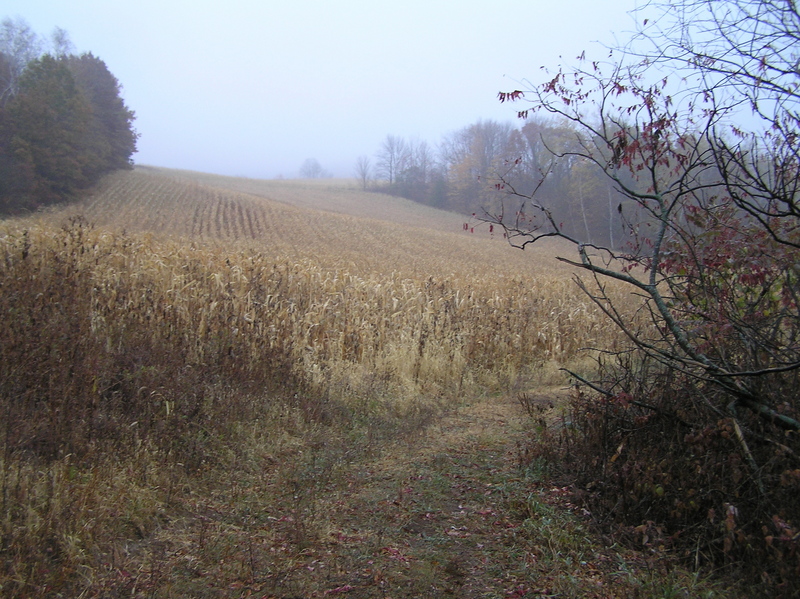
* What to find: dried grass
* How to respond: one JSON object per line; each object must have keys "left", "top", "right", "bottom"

{"left": 0, "top": 169, "right": 636, "bottom": 596}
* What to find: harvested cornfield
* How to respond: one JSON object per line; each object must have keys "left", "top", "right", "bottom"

{"left": 33, "top": 166, "right": 618, "bottom": 397}
{"left": 0, "top": 168, "right": 635, "bottom": 597}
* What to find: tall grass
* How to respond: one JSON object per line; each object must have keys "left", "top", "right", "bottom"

{"left": 0, "top": 171, "right": 627, "bottom": 596}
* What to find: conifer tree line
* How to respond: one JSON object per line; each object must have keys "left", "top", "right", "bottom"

{"left": 358, "top": 118, "right": 633, "bottom": 248}
{"left": 0, "top": 17, "right": 137, "bottom": 214}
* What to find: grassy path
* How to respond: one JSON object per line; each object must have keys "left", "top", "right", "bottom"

{"left": 100, "top": 394, "right": 724, "bottom": 598}
{"left": 311, "top": 393, "right": 586, "bottom": 598}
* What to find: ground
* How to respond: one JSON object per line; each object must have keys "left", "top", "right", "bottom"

{"left": 92, "top": 392, "right": 722, "bottom": 599}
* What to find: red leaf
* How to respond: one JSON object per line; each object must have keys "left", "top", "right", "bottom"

{"left": 325, "top": 584, "right": 355, "bottom": 595}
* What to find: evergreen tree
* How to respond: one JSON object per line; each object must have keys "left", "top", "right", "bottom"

{"left": 64, "top": 52, "right": 137, "bottom": 172}
{"left": 0, "top": 18, "right": 138, "bottom": 213}
{"left": 3, "top": 55, "right": 93, "bottom": 208}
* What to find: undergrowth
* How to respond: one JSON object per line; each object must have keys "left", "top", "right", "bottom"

{"left": 1, "top": 213, "right": 748, "bottom": 597}
{"left": 519, "top": 362, "right": 800, "bottom": 598}
{"left": 0, "top": 216, "right": 600, "bottom": 596}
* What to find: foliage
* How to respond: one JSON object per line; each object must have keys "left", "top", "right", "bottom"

{"left": 489, "top": 0, "right": 800, "bottom": 593}
{"left": 1, "top": 56, "right": 94, "bottom": 209}
{"left": 556, "top": 365, "right": 800, "bottom": 596}
{"left": 362, "top": 119, "right": 632, "bottom": 246}
{"left": 0, "top": 18, "right": 137, "bottom": 215}
{"left": 64, "top": 52, "right": 137, "bottom": 172}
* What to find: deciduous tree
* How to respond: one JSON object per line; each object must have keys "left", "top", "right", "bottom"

{"left": 375, "top": 134, "right": 407, "bottom": 186}
{"left": 299, "top": 157, "right": 331, "bottom": 179}
{"left": 0, "top": 28, "right": 138, "bottom": 212}
{"left": 65, "top": 52, "right": 137, "bottom": 173}
{"left": 0, "top": 16, "right": 42, "bottom": 106}
{"left": 493, "top": 3, "right": 800, "bottom": 430}
{"left": 488, "top": 0, "right": 800, "bottom": 586}
{"left": 396, "top": 138, "right": 435, "bottom": 202}
{"left": 354, "top": 155, "right": 372, "bottom": 190}
{"left": 439, "top": 120, "right": 516, "bottom": 212}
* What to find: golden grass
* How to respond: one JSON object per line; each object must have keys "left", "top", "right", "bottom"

{"left": 53, "top": 166, "right": 569, "bottom": 275}
{"left": 30, "top": 166, "right": 621, "bottom": 391}
{"left": 0, "top": 168, "right": 640, "bottom": 597}
{"left": 140, "top": 166, "right": 466, "bottom": 232}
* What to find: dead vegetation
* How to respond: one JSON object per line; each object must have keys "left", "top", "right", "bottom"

{"left": 0, "top": 170, "right": 737, "bottom": 597}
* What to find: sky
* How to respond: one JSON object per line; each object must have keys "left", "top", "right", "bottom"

{"left": 3, "top": 0, "right": 644, "bottom": 179}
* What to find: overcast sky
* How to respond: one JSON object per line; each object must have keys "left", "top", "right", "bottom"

{"left": 3, "top": 0, "right": 643, "bottom": 178}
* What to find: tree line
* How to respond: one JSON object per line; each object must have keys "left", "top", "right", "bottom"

{"left": 0, "top": 17, "right": 137, "bottom": 214}
{"left": 356, "top": 118, "right": 631, "bottom": 248}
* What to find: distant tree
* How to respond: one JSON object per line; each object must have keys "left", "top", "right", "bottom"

{"left": 49, "top": 26, "right": 74, "bottom": 57}
{"left": 439, "top": 120, "right": 515, "bottom": 212}
{"left": 0, "top": 19, "right": 137, "bottom": 214}
{"left": 396, "top": 138, "right": 435, "bottom": 201}
{"left": 354, "top": 155, "right": 372, "bottom": 190}
{"left": 0, "top": 51, "right": 11, "bottom": 111}
{"left": 299, "top": 157, "right": 331, "bottom": 179}
{"left": 64, "top": 52, "right": 138, "bottom": 172}
{"left": 375, "top": 134, "right": 407, "bottom": 186}
{"left": 0, "top": 52, "right": 29, "bottom": 208}
{"left": 0, "top": 17, "right": 42, "bottom": 106}
{"left": 2, "top": 55, "right": 94, "bottom": 208}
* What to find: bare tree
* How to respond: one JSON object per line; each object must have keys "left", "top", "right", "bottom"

{"left": 628, "top": 0, "right": 800, "bottom": 250}
{"left": 375, "top": 134, "right": 407, "bottom": 186}
{"left": 50, "top": 26, "right": 74, "bottom": 57}
{"left": 298, "top": 158, "right": 331, "bottom": 179}
{"left": 395, "top": 138, "right": 436, "bottom": 201}
{"left": 484, "top": 2, "right": 800, "bottom": 583}
{"left": 0, "top": 17, "right": 42, "bottom": 106}
{"left": 439, "top": 120, "right": 518, "bottom": 212}
{"left": 491, "top": 0, "right": 800, "bottom": 432}
{"left": 354, "top": 155, "right": 372, "bottom": 190}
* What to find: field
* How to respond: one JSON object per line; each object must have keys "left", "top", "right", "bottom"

{"left": 0, "top": 167, "right": 732, "bottom": 597}
{"left": 68, "top": 166, "right": 570, "bottom": 274}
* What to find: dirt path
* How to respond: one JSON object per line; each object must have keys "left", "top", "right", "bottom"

{"left": 322, "top": 395, "right": 537, "bottom": 597}
{"left": 109, "top": 392, "right": 702, "bottom": 598}
{"left": 260, "top": 391, "right": 617, "bottom": 598}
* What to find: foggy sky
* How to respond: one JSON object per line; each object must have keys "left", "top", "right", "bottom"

{"left": 3, "top": 0, "right": 642, "bottom": 178}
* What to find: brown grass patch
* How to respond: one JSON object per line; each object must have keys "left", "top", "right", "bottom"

{"left": 0, "top": 169, "right": 649, "bottom": 597}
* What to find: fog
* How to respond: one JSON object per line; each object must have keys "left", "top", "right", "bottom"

{"left": 4, "top": 0, "right": 641, "bottom": 178}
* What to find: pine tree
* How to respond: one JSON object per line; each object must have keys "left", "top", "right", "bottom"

{"left": 64, "top": 53, "right": 137, "bottom": 173}
{"left": 4, "top": 55, "right": 93, "bottom": 208}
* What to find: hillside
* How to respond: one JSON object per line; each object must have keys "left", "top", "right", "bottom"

{"left": 0, "top": 168, "right": 735, "bottom": 598}
{"left": 52, "top": 166, "right": 573, "bottom": 279}
{"left": 138, "top": 166, "right": 467, "bottom": 233}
